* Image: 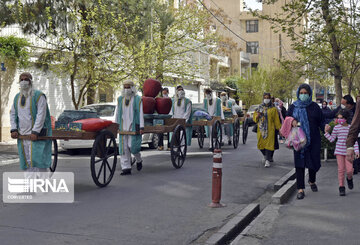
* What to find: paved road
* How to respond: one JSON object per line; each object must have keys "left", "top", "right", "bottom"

{"left": 0, "top": 133, "right": 293, "bottom": 245}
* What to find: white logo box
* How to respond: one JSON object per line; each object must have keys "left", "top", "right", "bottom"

{"left": 3, "top": 172, "right": 74, "bottom": 203}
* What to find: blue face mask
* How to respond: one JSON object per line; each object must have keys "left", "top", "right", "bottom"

{"left": 299, "top": 94, "right": 309, "bottom": 101}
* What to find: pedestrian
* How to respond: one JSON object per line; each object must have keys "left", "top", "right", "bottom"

{"left": 158, "top": 87, "right": 170, "bottom": 151}
{"left": 275, "top": 98, "right": 287, "bottom": 144}
{"left": 346, "top": 95, "right": 360, "bottom": 173}
{"left": 253, "top": 93, "right": 281, "bottom": 168}
{"left": 220, "top": 91, "right": 237, "bottom": 145}
{"left": 287, "top": 84, "right": 325, "bottom": 200}
{"left": 325, "top": 109, "right": 359, "bottom": 196}
{"left": 203, "top": 88, "right": 224, "bottom": 151}
{"left": 324, "top": 94, "right": 356, "bottom": 122}
{"left": 321, "top": 101, "right": 333, "bottom": 124}
{"left": 10, "top": 72, "right": 53, "bottom": 178}
{"left": 116, "top": 80, "right": 144, "bottom": 176}
{"left": 170, "top": 85, "right": 193, "bottom": 146}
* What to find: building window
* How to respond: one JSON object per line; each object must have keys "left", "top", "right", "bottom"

{"left": 99, "top": 94, "right": 107, "bottom": 103}
{"left": 246, "top": 20, "right": 258, "bottom": 33}
{"left": 251, "top": 63, "right": 258, "bottom": 69}
{"left": 246, "top": 41, "right": 259, "bottom": 54}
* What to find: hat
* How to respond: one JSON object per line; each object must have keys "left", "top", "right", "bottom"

{"left": 123, "top": 80, "right": 134, "bottom": 86}
{"left": 176, "top": 85, "right": 183, "bottom": 90}
{"left": 220, "top": 91, "right": 227, "bottom": 96}
{"left": 19, "top": 72, "right": 33, "bottom": 81}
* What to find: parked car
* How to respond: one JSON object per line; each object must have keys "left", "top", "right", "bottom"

{"left": 245, "top": 104, "right": 260, "bottom": 126}
{"left": 59, "top": 103, "right": 160, "bottom": 152}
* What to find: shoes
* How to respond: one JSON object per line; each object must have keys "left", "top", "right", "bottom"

{"left": 269, "top": 158, "right": 274, "bottom": 163}
{"left": 120, "top": 169, "right": 132, "bottom": 175}
{"left": 136, "top": 161, "right": 143, "bottom": 171}
{"left": 158, "top": 146, "right": 164, "bottom": 151}
{"left": 264, "top": 160, "right": 270, "bottom": 168}
{"left": 347, "top": 178, "right": 354, "bottom": 190}
{"left": 228, "top": 140, "right": 232, "bottom": 145}
{"left": 339, "top": 186, "right": 346, "bottom": 196}
{"left": 308, "top": 182, "right": 318, "bottom": 192}
{"left": 297, "top": 191, "right": 305, "bottom": 199}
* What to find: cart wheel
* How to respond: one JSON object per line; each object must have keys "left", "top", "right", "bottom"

{"left": 211, "top": 120, "right": 222, "bottom": 150}
{"left": 50, "top": 140, "right": 58, "bottom": 172}
{"left": 90, "top": 130, "right": 118, "bottom": 187}
{"left": 233, "top": 118, "right": 240, "bottom": 149}
{"left": 171, "top": 125, "right": 187, "bottom": 169}
{"left": 242, "top": 119, "right": 249, "bottom": 144}
{"left": 197, "top": 126, "right": 205, "bottom": 148}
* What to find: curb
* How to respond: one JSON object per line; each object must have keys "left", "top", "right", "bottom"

{"left": 0, "top": 158, "right": 19, "bottom": 167}
{"left": 205, "top": 203, "right": 260, "bottom": 245}
{"left": 271, "top": 180, "right": 296, "bottom": 204}
{"left": 273, "top": 168, "right": 296, "bottom": 191}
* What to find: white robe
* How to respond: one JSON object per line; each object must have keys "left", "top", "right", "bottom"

{"left": 115, "top": 96, "right": 144, "bottom": 170}
{"left": 206, "top": 97, "right": 224, "bottom": 147}
{"left": 170, "top": 98, "right": 191, "bottom": 121}
{"left": 10, "top": 91, "right": 47, "bottom": 171}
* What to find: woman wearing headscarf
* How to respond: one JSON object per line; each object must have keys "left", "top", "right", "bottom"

{"left": 321, "top": 101, "right": 333, "bottom": 124}
{"left": 287, "top": 84, "right": 325, "bottom": 199}
{"left": 275, "top": 98, "right": 287, "bottom": 144}
{"left": 253, "top": 93, "right": 282, "bottom": 168}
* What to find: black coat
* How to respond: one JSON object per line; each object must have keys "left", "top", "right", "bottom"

{"left": 321, "top": 107, "right": 333, "bottom": 124}
{"left": 287, "top": 102, "right": 325, "bottom": 171}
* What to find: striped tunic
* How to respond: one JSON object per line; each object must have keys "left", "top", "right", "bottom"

{"left": 325, "top": 124, "right": 359, "bottom": 156}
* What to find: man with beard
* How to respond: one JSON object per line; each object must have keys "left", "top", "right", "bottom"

{"left": 116, "top": 80, "right": 144, "bottom": 175}
{"left": 170, "top": 85, "right": 192, "bottom": 146}
{"left": 220, "top": 91, "right": 237, "bottom": 145}
{"left": 203, "top": 88, "right": 224, "bottom": 151}
{"left": 10, "top": 72, "right": 52, "bottom": 176}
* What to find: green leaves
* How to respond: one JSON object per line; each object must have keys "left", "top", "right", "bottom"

{"left": 0, "top": 36, "right": 29, "bottom": 67}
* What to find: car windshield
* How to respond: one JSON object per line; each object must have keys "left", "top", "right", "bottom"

{"left": 80, "top": 105, "right": 116, "bottom": 117}
{"left": 248, "top": 105, "right": 259, "bottom": 112}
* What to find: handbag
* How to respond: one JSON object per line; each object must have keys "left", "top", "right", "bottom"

{"left": 252, "top": 124, "right": 257, "bottom": 133}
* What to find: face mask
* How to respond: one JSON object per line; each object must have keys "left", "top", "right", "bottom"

{"left": 341, "top": 104, "right": 346, "bottom": 109}
{"left": 336, "top": 118, "right": 346, "bottom": 125}
{"left": 221, "top": 96, "right": 226, "bottom": 102}
{"left": 20, "top": 80, "right": 30, "bottom": 90}
{"left": 206, "top": 94, "right": 212, "bottom": 100}
{"left": 124, "top": 88, "right": 132, "bottom": 96}
{"left": 263, "top": 99, "right": 270, "bottom": 104}
{"left": 322, "top": 105, "right": 327, "bottom": 108}
{"left": 178, "top": 91, "right": 185, "bottom": 98}
{"left": 163, "top": 93, "right": 168, "bottom": 98}
{"left": 274, "top": 102, "right": 279, "bottom": 107}
{"left": 299, "top": 94, "right": 309, "bottom": 101}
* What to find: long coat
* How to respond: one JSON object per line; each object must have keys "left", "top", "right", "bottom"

{"left": 287, "top": 102, "right": 324, "bottom": 171}
{"left": 253, "top": 107, "right": 281, "bottom": 151}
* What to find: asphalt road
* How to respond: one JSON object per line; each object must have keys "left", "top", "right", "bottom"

{"left": 0, "top": 133, "right": 293, "bottom": 245}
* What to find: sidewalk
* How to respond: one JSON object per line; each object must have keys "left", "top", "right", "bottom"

{"left": 234, "top": 160, "right": 360, "bottom": 245}
{"left": 0, "top": 141, "right": 19, "bottom": 166}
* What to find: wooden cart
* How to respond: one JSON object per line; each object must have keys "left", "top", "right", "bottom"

{"left": 193, "top": 115, "right": 245, "bottom": 150}
{"left": 19, "top": 123, "right": 119, "bottom": 188}
{"left": 120, "top": 118, "right": 187, "bottom": 169}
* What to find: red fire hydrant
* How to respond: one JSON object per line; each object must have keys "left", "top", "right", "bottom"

{"left": 209, "top": 149, "right": 226, "bottom": 208}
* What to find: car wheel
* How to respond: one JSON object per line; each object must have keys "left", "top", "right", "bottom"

{"left": 148, "top": 133, "right": 160, "bottom": 149}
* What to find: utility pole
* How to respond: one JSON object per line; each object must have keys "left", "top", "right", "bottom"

{"left": 279, "top": 34, "right": 282, "bottom": 59}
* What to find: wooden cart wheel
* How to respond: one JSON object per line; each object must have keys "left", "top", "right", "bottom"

{"left": 50, "top": 140, "right": 58, "bottom": 172}
{"left": 171, "top": 125, "right": 187, "bottom": 169}
{"left": 233, "top": 118, "right": 240, "bottom": 149}
{"left": 90, "top": 130, "right": 118, "bottom": 187}
{"left": 242, "top": 119, "right": 249, "bottom": 144}
{"left": 197, "top": 126, "right": 205, "bottom": 148}
{"left": 211, "top": 120, "right": 222, "bottom": 150}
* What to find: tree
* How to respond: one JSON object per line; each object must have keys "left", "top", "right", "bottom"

{"left": 253, "top": 0, "right": 360, "bottom": 103}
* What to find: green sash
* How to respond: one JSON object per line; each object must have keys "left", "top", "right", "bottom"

{"left": 117, "top": 95, "right": 142, "bottom": 155}
{"left": 14, "top": 90, "right": 52, "bottom": 170}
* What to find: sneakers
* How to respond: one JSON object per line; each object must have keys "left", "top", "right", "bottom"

{"left": 158, "top": 146, "right": 164, "bottom": 151}
{"left": 120, "top": 169, "right": 132, "bottom": 175}
{"left": 347, "top": 178, "right": 354, "bottom": 190}
{"left": 339, "top": 186, "right": 346, "bottom": 196}
{"left": 264, "top": 160, "right": 271, "bottom": 168}
{"left": 136, "top": 161, "right": 143, "bottom": 171}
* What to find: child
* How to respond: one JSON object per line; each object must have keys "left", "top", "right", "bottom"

{"left": 324, "top": 109, "right": 359, "bottom": 196}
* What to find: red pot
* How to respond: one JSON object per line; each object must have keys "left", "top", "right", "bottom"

{"left": 156, "top": 97, "right": 172, "bottom": 114}
{"left": 143, "top": 79, "right": 162, "bottom": 97}
{"left": 73, "top": 118, "right": 113, "bottom": 132}
{"left": 142, "top": 96, "right": 156, "bottom": 114}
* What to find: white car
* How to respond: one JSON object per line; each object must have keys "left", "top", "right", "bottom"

{"left": 59, "top": 103, "right": 160, "bottom": 152}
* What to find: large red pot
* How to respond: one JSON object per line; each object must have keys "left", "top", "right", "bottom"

{"left": 73, "top": 118, "right": 113, "bottom": 132}
{"left": 143, "top": 79, "right": 162, "bottom": 97}
{"left": 142, "top": 96, "right": 156, "bottom": 114}
{"left": 156, "top": 97, "right": 172, "bottom": 114}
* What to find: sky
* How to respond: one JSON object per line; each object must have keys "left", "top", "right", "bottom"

{"left": 244, "top": 0, "right": 262, "bottom": 11}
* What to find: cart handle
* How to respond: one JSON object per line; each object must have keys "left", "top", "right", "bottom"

{"left": 118, "top": 130, "right": 139, "bottom": 135}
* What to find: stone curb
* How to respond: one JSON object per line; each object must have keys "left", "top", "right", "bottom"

{"left": 205, "top": 203, "right": 260, "bottom": 245}
{"left": 0, "top": 158, "right": 19, "bottom": 167}
{"left": 271, "top": 180, "right": 296, "bottom": 204}
{"left": 273, "top": 168, "right": 296, "bottom": 191}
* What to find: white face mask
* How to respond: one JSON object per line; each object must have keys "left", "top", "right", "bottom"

{"left": 178, "top": 90, "right": 185, "bottom": 98}
{"left": 341, "top": 104, "right": 346, "bottom": 109}
{"left": 163, "top": 93, "right": 169, "bottom": 98}
{"left": 20, "top": 80, "right": 30, "bottom": 90}
{"left": 264, "top": 99, "right": 271, "bottom": 104}
{"left": 206, "top": 94, "right": 212, "bottom": 100}
{"left": 124, "top": 88, "right": 132, "bottom": 96}
{"left": 221, "top": 96, "right": 227, "bottom": 102}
